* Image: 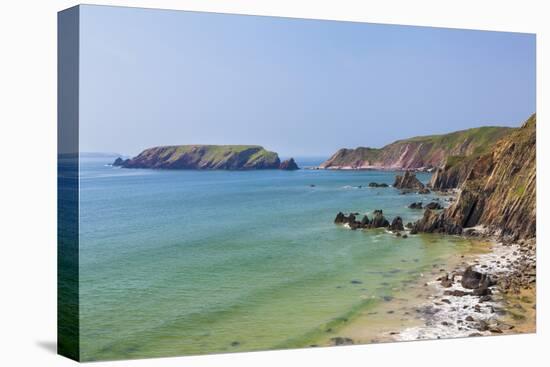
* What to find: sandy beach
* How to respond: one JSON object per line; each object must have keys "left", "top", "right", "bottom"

{"left": 314, "top": 230, "right": 536, "bottom": 347}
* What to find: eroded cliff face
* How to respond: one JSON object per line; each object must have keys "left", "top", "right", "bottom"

{"left": 320, "top": 126, "right": 512, "bottom": 170}
{"left": 415, "top": 114, "right": 536, "bottom": 240}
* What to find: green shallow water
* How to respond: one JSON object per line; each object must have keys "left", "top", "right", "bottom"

{"left": 77, "top": 157, "right": 477, "bottom": 360}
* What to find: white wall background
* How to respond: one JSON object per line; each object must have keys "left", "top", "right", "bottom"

{"left": 0, "top": 1, "right": 547, "bottom": 366}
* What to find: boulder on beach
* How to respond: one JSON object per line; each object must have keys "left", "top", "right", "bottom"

{"left": 460, "top": 266, "right": 496, "bottom": 297}
{"left": 330, "top": 337, "right": 354, "bottom": 346}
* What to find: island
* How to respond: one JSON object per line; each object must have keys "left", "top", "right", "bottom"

{"left": 112, "top": 145, "right": 300, "bottom": 170}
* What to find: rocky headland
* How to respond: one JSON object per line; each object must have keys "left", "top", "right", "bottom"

{"left": 328, "top": 114, "right": 536, "bottom": 344}
{"left": 112, "top": 145, "right": 300, "bottom": 170}
{"left": 319, "top": 126, "right": 512, "bottom": 170}
{"left": 414, "top": 114, "right": 536, "bottom": 240}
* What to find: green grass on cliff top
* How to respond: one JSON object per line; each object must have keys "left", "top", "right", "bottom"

{"left": 392, "top": 126, "right": 512, "bottom": 149}
{"left": 143, "top": 145, "right": 278, "bottom": 163}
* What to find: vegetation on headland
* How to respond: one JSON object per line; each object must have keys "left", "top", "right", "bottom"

{"left": 320, "top": 126, "right": 512, "bottom": 170}
{"left": 416, "top": 114, "right": 536, "bottom": 240}
{"left": 113, "top": 145, "right": 299, "bottom": 170}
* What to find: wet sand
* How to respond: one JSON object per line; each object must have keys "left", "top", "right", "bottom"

{"left": 313, "top": 236, "right": 535, "bottom": 346}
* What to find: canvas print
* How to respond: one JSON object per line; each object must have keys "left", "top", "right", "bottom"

{"left": 58, "top": 5, "right": 536, "bottom": 362}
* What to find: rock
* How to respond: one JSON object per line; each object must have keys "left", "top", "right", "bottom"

{"left": 440, "top": 274, "right": 453, "bottom": 288}
{"left": 402, "top": 234, "right": 408, "bottom": 238}
{"left": 418, "top": 188, "right": 431, "bottom": 194}
{"left": 461, "top": 266, "right": 494, "bottom": 290}
{"left": 478, "top": 295, "right": 493, "bottom": 303}
{"left": 368, "top": 182, "right": 389, "bottom": 188}
{"left": 112, "top": 157, "right": 125, "bottom": 166}
{"left": 408, "top": 202, "right": 423, "bottom": 209}
{"left": 279, "top": 158, "right": 299, "bottom": 170}
{"left": 334, "top": 212, "right": 364, "bottom": 229}
{"left": 425, "top": 202, "right": 443, "bottom": 210}
{"left": 472, "top": 286, "right": 492, "bottom": 296}
{"left": 349, "top": 221, "right": 360, "bottom": 230}
{"left": 393, "top": 171, "right": 425, "bottom": 190}
{"left": 497, "top": 323, "right": 514, "bottom": 330}
{"left": 389, "top": 216, "right": 404, "bottom": 231}
{"left": 360, "top": 215, "right": 370, "bottom": 227}
{"left": 334, "top": 212, "right": 346, "bottom": 224}
{"left": 330, "top": 337, "right": 354, "bottom": 346}
{"left": 444, "top": 290, "right": 472, "bottom": 297}
{"left": 412, "top": 209, "right": 463, "bottom": 235}
{"left": 370, "top": 210, "right": 390, "bottom": 228}
{"left": 465, "top": 316, "right": 474, "bottom": 322}
{"left": 477, "top": 320, "right": 489, "bottom": 331}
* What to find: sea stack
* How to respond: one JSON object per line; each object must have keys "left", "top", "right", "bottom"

{"left": 279, "top": 158, "right": 299, "bottom": 170}
{"left": 112, "top": 157, "right": 125, "bottom": 166}
{"left": 393, "top": 171, "right": 425, "bottom": 190}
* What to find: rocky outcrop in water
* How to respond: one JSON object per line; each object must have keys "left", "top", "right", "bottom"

{"left": 408, "top": 202, "right": 423, "bottom": 209}
{"left": 370, "top": 210, "right": 390, "bottom": 228}
{"left": 368, "top": 182, "right": 389, "bottom": 188}
{"left": 112, "top": 157, "right": 126, "bottom": 166}
{"left": 413, "top": 114, "right": 536, "bottom": 240}
{"left": 334, "top": 210, "right": 394, "bottom": 230}
{"left": 393, "top": 171, "right": 425, "bottom": 190}
{"left": 279, "top": 158, "right": 299, "bottom": 170}
{"left": 389, "top": 216, "right": 404, "bottom": 231}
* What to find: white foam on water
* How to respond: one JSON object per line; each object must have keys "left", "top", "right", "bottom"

{"left": 396, "top": 241, "right": 521, "bottom": 341}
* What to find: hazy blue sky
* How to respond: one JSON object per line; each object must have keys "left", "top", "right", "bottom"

{"left": 79, "top": 5, "right": 535, "bottom": 157}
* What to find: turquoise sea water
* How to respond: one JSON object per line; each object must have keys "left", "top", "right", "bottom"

{"left": 78, "top": 157, "right": 474, "bottom": 360}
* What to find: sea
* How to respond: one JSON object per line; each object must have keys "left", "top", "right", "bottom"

{"left": 76, "top": 156, "right": 483, "bottom": 360}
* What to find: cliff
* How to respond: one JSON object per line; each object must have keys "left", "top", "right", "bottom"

{"left": 320, "top": 126, "right": 512, "bottom": 170}
{"left": 414, "top": 114, "right": 536, "bottom": 240}
{"left": 115, "top": 145, "right": 299, "bottom": 170}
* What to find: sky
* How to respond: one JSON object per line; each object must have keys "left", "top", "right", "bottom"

{"left": 79, "top": 5, "right": 536, "bottom": 158}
